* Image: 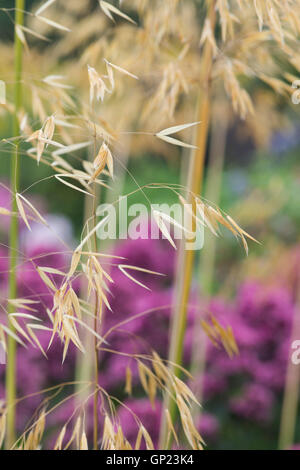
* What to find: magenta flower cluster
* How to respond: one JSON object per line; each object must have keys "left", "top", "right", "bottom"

{"left": 101, "top": 236, "right": 295, "bottom": 446}
{"left": 0, "top": 189, "right": 296, "bottom": 447}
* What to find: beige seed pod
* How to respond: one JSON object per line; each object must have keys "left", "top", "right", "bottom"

{"left": 90, "top": 142, "right": 113, "bottom": 183}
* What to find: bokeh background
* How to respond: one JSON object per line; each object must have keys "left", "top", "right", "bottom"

{"left": 0, "top": 0, "right": 300, "bottom": 450}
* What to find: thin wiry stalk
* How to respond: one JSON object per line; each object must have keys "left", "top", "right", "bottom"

{"left": 75, "top": 149, "right": 100, "bottom": 437}
{"left": 77, "top": 143, "right": 128, "bottom": 448}
{"left": 199, "top": 108, "right": 228, "bottom": 297}
{"left": 278, "top": 279, "right": 300, "bottom": 450}
{"left": 190, "top": 105, "right": 228, "bottom": 416}
{"left": 92, "top": 191, "right": 101, "bottom": 450}
{"left": 5, "top": 0, "right": 25, "bottom": 449}
{"left": 93, "top": 293, "right": 100, "bottom": 450}
{"left": 159, "top": 0, "right": 216, "bottom": 449}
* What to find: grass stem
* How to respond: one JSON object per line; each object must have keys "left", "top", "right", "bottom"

{"left": 278, "top": 277, "right": 300, "bottom": 449}
{"left": 92, "top": 192, "right": 101, "bottom": 450}
{"left": 190, "top": 104, "right": 228, "bottom": 415}
{"left": 159, "top": 0, "right": 216, "bottom": 449}
{"left": 5, "top": 0, "right": 25, "bottom": 449}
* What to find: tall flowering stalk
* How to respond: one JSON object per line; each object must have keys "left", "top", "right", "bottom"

{"left": 1, "top": 0, "right": 297, "bottom": 450}
{"left": 159, "top": 0, "right": 300, "bottom": 448}
{"left": 190, "top": 102, "right": 229, "bottom": 412}
{"left": 6, "top": 0, "right": 25, "bottom": 449}
{"left": 91, "top": 175, "right": 101, "bottom": 450}
{"left": 160, "top": 0, "right": 217, "bottom": 448}
{"left": 199, "top": 103, "right": 228, "bottom": 296}
{"left": 278, "top": 277, "right": 300, "bottom": 449}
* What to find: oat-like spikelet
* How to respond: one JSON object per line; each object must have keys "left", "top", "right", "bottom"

{"left": 87, "top": 65, "right": 110, "bottom": 103}
{"left": 89, "top": 142, "right": 114, "bottom": 183}
{"left": 201, "top": 316, "right": 239, "bottom": 358}
{"left": 22, "top": 409, "right": 46, "bottom": 450}
{"left": 26, "top": 115, "right": 56, "bottom": 164}
{"left": 5, "top": 0, "right": 299, "bottom": 452}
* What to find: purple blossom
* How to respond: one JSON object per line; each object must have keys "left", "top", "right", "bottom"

{"left": 117, "top": 399, "right": 162, "bottom": 449}
{"left": 229, "top": 384, "right": 274, "bottom": 422}
{"left": 0, "top": 205, "right": 298, "bottom": 448}
{"left": 202, "top": 281, "right": 294, "bottom": 425}
{"left": 196, "top": 413, "right": 219, "bottom": 441}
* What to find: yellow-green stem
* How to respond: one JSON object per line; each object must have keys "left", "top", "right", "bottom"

{"left": 5, "top": 0, "right": 25, "bottom": 449}
{"left": 278, "top": 280, "right": 300, "bottom": 450}
{"left": 199, "top": 110, "right": 228, "bottom": 296}
{"left": 190, "top": 105, "right": 228, "bottom": 415}
{"left": 92, "top": 184, "right": 101, "bottom": 450}
{"left": 74, "top": 149, "right": 100, "bottom": 439}
{"left": 159, "top": 0, "right": 216, "bottom": 449}
{"left": 93, "top": 293, "right": 100, "bottom": 450}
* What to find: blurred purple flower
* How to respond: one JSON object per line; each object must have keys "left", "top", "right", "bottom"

{"left": 117, "top": 399, "right": 162, "bottom": 449}
{"left": 196, "top": 413, "right": 219, "bottom": 441}
{"left": 230, "top": 384, "right": 274, "bottom": 423}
